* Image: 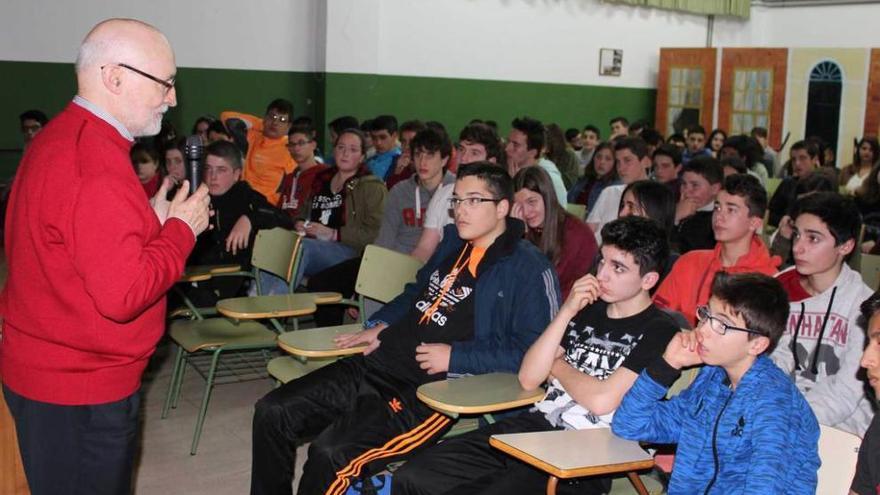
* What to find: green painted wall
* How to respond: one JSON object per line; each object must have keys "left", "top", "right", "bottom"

{"left": 0, "top": 61, "right": 656, "bottom": 178}
{"left": 0, "top": 61, "right": 320, "bottom": 178}
{"left": 322, "top": 72, "right": 656, "bottom": 150}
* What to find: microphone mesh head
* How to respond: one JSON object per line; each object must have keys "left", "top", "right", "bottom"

{"left": 185, "top": 135, "right": 203, "bottom": 159}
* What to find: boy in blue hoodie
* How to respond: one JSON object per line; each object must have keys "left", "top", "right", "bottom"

{"left": 613, "top": 272, "right": 820, "bottom": 494}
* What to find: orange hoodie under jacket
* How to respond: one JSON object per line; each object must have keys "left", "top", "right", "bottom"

{"left": 653, "top": 235, "right": 781, "bottom": 327}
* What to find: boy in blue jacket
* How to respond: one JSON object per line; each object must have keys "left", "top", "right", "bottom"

{"left": 250, "top": 162, "right": 560, "bottom": 495}
{"left": 613, "top": 272, "right": 820, "bottom": 494}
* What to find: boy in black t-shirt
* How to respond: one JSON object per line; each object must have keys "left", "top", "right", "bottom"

{"left": 250, "top": 163, "right": 560, "bottom": 495}
{"left": 393, "top": 216, "right": 679, "bottom": 495}
{"left": 852, "top": 291, "right": 880, "bottom": 494}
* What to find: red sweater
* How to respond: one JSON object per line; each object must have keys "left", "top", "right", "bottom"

{"left": 653, "top": 235, "right": 781, "bottom": 327}
{"left": 556, "top": 215, "right": 598, "bottom": 299}
{"left": 0, "top": 102, "right": 195, "bottom": 405}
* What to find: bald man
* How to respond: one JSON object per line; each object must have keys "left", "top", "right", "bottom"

{"left": 0, "top": 18, "right": 210, "bottom": 495}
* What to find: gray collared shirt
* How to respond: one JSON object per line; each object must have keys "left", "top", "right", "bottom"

{"left": 72, "top": 95, "right": 134, "bottom": 142}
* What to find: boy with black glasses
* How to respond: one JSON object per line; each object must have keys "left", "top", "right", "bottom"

{"left": 250, "top": 162, "right": 559, "bottom": 495}
{"left": 613, "top": 272, "right": 820, "bottom": 494}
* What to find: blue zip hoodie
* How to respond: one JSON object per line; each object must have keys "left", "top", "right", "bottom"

{"left": 612, "top": 356, "right": 820, "bottom": 494}
{"left": 369, "top": 218, "right": 561, "bottom": 375}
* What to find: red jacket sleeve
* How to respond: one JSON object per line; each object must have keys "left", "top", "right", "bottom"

{"left": 70, "top": 175, "right": 195, "bottom": 323}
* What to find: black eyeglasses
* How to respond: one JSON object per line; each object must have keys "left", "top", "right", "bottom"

{"left": 696, "top": 305, "right": 764, "bottom": 336}
{"left": 448, "top": 197, "right": 502, "bottom": 209}
{"left": 103, "top": 63, "right": 175, "bottom": 94}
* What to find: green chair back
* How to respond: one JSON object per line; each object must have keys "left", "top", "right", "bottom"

{"left": 251, "top": 228, "right": 300, "bottom": 283}
{"left": 860, "top": 253, "right": 880, "bottom": 291}
{"left": 566, "top": 203, "right": 587, "bottom": 219}
{"left": 355, "top": 244, "right": 424, "bottom": 304}
{"left": 765, "top": 177, "right": 782, "bottom": 199}
{"left": 666, "top": 366, "right": 699, "bottom": 399}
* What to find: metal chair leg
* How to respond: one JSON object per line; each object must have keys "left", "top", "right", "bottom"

{"left": 190, "top": 348, "right": 222, "bottom": 455}
{"left": 162, "top": 344, "right": 185, "bottom": 418}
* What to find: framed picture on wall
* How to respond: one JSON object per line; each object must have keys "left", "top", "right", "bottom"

{"left": 600, "top": 48, "right": 623, "bottom": 76}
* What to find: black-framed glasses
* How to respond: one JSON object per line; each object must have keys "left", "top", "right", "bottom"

{"left": 266, "top": 113, "right": 291, "bottom": 123}
{"left": 448, "top": 197, "right": 501, "bottom": 209}
{"left": 103, "top": 63, "right": 175, "bottom": 94}
{"left": 696, "top": 305, "right": 764, "bottom": 336}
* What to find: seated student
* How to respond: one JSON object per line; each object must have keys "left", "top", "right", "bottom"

{"left": 718, "top": 134, "right": 769, "bottom": 186}
{"left": 393, "top": 216, "right": 678, "bottom": 495}
{"left": 613, "top": 272, "right": 821, "bottom": 494}
{"left": 707, "top": 128, "right": 727, "bottom": 158}
{"left": 618, "top": 180, "right": 677, "bottom": 291}
{"left": 186, "top": 141, "right": 295, "bottom": 306}
{"left": 750, "top": 126, "right": 778, "bottom": 174}
{"left": 667, "top": 132, "right": 686, "bottom": 152}
{"left": 544, "top": 123, "right": 580, "bottom": 189}
{"left": 19, "top": 109, "right": 48, "bottom": 149}
{"left": 852, "top": 291, "right": 880, "bottom": 494}
{"left": 505, "top": 116, "right": 567, "bottom": 205}
{"left": 767, "top": 172, "right": 836, "bottom": 264}
{"left": 673, "top": 155, "right": 723, "bottom": 253}
{"left": 307, "top": 127, "right": 456, "bottom": 326}
{"left": 568, "top": 141, "right": 619, "bottom": 210}
{"left": 577, "top": 124, "right": 601, "bottom": 174}
{"left": 771, "top": 192, "right": 874, "bottom": 436}
{"left": 365, "top": 114, "right": 401, "bottom": 180}
{"left": 323, "top": 115, "right": 359, "bottom": 166}
{"left": 286, "top": 129, "right": 386, "bottom": 290}
{"left": 681, "top": 125, "right": 713, "bottom": 164}
{"left": 386, "top": 119, "right": 427, "bottom": 189}
{"left": 277, "top": 123, "right": 328, "bottom": 219}
{"left": 206, "top": 119, "right": 234, "bottom": 144}
{"left": 163, "top": 137, "right": 187, "bottom": 184}
{"left": 411, "top": 123, "right": 503, "bottom": 262}
{"left": 720, "top": 155, "right": 747, "bottom": 177}
{"left": 587, "top": 137, "right": 650, "bottom": 244}
{"left": 250, "top": 163, "right": 560, "bottom": 495}
{"left": 609, "top": 116, "right": 629, "bottom": 139}
{"left": 652, "top": 143, "right": 682, "bottom": 202}
{"left": 220, "top": 99, "right": 296, "bottom": 205}
{"left": 640, "top": 127, "right": 664, "bottom": 159}
{"left": 840, "top": 137, "right": 880, "bottom": 195}
{"left": 130, "top": 141, "right": 162, "bottom": 198}
{"left": 654, "top": 174, "right": 780, "bottom": 327}
{"left": 768, "top": 140, "right": 820, "bottom": 227}
{"left": 512, "top": 166, "right": 597, "bottom": 299}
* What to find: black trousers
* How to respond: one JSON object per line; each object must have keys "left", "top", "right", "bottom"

{"left": 250, "top": 355, "right": 451, "bottom": 495}
{"left": 2, "top": 384, "right": 140, "bottom": 495}
{"left": 392, "top": 410, "right": 611, "bottom": 495}
{"left": 307, "top": 257, "right": 362, "bottom": 327}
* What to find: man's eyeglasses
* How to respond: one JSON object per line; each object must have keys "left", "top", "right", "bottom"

{"left": 287, "top": 139, "right": 313, "bottom": 147}
{"left": 448, "top": 197, "right": 501, "bottom": 209}
{"left": 267, "top": 113, "right": 291, "bottom": 124}
{"left": 695, "top": 305, "right": 764, "bottom": 336}
{"left": 103, "top": 63, "right": 175, "bottom": 95}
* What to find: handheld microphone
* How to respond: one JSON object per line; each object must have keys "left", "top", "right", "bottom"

{"left": 185, "top": 135, "right": 203, "bottom": 193}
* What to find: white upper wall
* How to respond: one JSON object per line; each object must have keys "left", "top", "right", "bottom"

{"left": 0, "top": 0, "right": 324, "bottom": 72}
{"left": 714, "top": 3, "right": 880, "bottom": 48}
{"left": 6, "top": 0, "right": 880, "bottom": 88}
{"left": 326, "top": 0, "right": 712, "bottom": 88}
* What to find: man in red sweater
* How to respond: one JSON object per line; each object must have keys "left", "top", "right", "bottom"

{"left": 0, "top": 18, "right": 210, "bottom": 495}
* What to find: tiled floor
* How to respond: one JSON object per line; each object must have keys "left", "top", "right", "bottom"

{"left": 133, "top": 340, "right": 308, "bottom": 494}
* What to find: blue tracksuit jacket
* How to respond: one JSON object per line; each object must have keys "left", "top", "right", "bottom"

{"left": 612, "top": 356, "right": 820, "bottom": 494}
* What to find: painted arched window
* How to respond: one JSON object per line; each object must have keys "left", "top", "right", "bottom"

{"left": 805, "top": 61, "right": 842, "bottom": 153}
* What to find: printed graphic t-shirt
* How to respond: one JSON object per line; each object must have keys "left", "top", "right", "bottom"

{"left": 368, "top": 243, "right": 482, "bottom": 386}
{"left": 534, "top": 300, "right": 678, "bottom": 430}
{"left": 308, "top": 180, "right": 344, "bottom": 229}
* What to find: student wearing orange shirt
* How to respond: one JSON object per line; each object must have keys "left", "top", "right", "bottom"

{"left": 221, "top": 99, "right": 296, "bottom": 205}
